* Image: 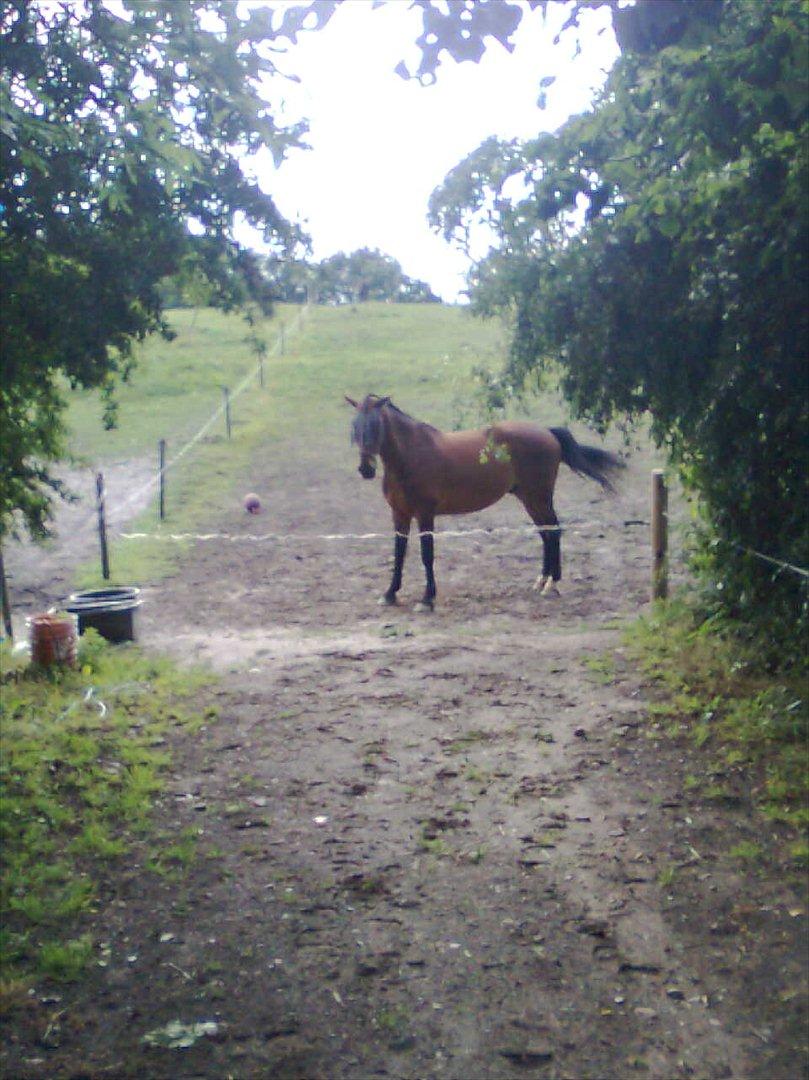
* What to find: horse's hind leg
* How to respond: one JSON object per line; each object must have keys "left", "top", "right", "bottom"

{"left": 381, "top": 513, "right": 411, "bottom": 605}
{"left": 518, "top": 494, "right": 561, "bottom": 596}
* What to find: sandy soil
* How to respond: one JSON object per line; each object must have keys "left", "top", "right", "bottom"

{"left": 2, "top": 437, "right": 806, "bottom": 1080}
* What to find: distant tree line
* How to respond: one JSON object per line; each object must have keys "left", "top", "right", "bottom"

{"left": 160, "top": 248, "right": 441, "bottom": 308}
{"left": 275, "top": 248, "right": 442, "bottom": 305}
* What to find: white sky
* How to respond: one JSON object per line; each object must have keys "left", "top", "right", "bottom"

{"left": 244, "top": 0, "right": 619, "bottom": 302}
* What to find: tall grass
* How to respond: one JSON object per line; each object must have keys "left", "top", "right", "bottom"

{"left": 625, "top": 599, "right": 808, "bottom": 846}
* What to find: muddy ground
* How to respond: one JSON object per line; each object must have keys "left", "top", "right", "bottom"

{"left": 2, "top": 439, "right": 807, "bottom": 1080}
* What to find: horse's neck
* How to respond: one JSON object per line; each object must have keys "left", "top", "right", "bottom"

{"left": 380, "top": 408, "right": 432, "bottom": 473}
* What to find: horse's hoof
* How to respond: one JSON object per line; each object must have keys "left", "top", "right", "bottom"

{"left": 541, "top": 579, "right": 560, "bottom": 597}
{"left": 532, "top": 575, "right": 550, "bottom": 593}
{"left": 414, "top": 601, "right": 434, "bottom": 614}
{"left": 378, "top": 594, "right": 398, "bottom": 607}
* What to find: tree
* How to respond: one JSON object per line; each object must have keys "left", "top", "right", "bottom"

{"left": 262, "top": 256, "right": 312, "bottom": 306}
{"left": 422, "top": 0, "right": 808, "bottom": 640}
{"left": 0, "top": 0, "right": 324, "bottom": 539}
{"left": 3, "top": 0, "right": 530, "bottom": 538}
{"left": 263, "top": 248, "right": 440, "bottom": 305}
{"left": 313, "top": 248, "right": 439, "bottom": 304}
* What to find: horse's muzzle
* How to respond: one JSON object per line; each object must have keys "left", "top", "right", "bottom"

{"left": 358, "top": 461, "right": 376, "bottom": 480}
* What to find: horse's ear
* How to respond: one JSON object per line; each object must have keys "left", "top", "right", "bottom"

{"left": 377, "top": 396, "right": 391, "bottom": 408}
{"left": 344, "top": 395, "right": 358, "bottom": 408}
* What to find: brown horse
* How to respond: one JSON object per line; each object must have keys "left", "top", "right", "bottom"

{"left": 346, "top": 394, "right": 624, "bottom": 610}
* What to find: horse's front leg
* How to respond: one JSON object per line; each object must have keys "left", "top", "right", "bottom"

{"left": 415, "top": 512, "right": 436, "bottom": 611}
{"left": 381, "top": 513, "right": 411, "bottom": 605}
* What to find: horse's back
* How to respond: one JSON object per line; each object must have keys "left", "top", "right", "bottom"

{"left": 423, "top": 428, "right": 513, "bottom": 514}
{"left": 488, "top": 421, "right": 562, "bottom": 493}
{"left": 439, "top": 423, "right": 556, "bottom": 457}
{"left": 491, "top": 421, "right": 560, "bottom": 452}
{"left": 436, "top": 428, "right": 491, "bottom": 464}
{"left": 436, "top": 423, "right": 562, "bottom": 494}
{"left": 382, "top": 418, "right": 562, "bottom": 518}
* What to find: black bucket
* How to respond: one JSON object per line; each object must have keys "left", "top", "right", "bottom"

{"left": 64, "top": 587, "right": 142, "bottom": 643}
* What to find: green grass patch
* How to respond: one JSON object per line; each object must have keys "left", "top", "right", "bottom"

{"left": 788, "top": 840, "right": 809, "bottom": 868}
{"left": 727, "top": 840, "right": 762, "bottom": 864}
{"left": 583, "top": 654, "right": 616, "bottom": 684}
{"left": 443, "top": 728, "right": 498, "bottom": 754}
{"left": 38, "top": 935, "right": 95, "bottom": 983}
{"left": 657, "top": 864, "right": 677, "bottom": 887}
{"left": 146, "top": 827, "right": 201, "bottom": 879}
{"left": 0, "top": 631, "right": 213, "bottom": 984}
{"left": 418, "top": 835, "right": 450, "bottom": 856}
{"left": 625, "top": 598, "right": 808, "bottom": 832}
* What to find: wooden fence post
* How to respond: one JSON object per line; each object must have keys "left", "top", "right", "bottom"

{"left": 0, "top": 546, "right": 13, "bottom": 641}
{"left": 96, "top": 471, "right": 110, "bottom": 580}
{"left": 651, "top": 469, "right": 668, "bottom": 601}
{"left": 258, "top": 355, "right": 265, "bottom": 388}
{"left": 223, "top": 387, "right": 231, "bottom": 440}
{"left": 158, "top": 438, "right": 166, "bottom": 521}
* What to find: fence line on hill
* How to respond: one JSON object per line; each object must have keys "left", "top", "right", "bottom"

{"left": 107, "top": 305, "right": 308, "bottom": 525}
{"left": 49, "top": 306, "right": 309, "bottom": 548}
{"left": 2, "top": 307, "right": 307, "bottom": 627}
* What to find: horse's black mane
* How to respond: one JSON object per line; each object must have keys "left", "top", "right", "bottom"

{"left": 366, "top": 395, "right": 439, "bottom": 432}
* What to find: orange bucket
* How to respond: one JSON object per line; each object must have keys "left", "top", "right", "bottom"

{"left": 29, "top": 613, "right": 77, "bottom": 668}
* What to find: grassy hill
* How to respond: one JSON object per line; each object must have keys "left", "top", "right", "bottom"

{"left": 65, "top": 301, "right": 538, "bottom": 461}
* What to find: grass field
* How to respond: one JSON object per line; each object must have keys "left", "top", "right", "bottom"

{"left": 65, "top": 304, "right": 302, "bottom": 463}
{"left": 66, "top": 301, "right": 517, "bottom": 462}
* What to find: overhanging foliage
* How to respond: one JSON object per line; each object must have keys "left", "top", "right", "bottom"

{"left": 0, "top": 0, "right": 308, "bottom": 538}
{"left": 427, "top": 0, "right": 809, "bottom": 642}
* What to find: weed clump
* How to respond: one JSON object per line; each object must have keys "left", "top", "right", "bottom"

{"left": 625, "top": 599, "right": 808, "bottom": 836}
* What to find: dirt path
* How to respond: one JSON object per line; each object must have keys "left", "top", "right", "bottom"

{"left": 3, "top": 447, "right": 806, "bottom": 1079}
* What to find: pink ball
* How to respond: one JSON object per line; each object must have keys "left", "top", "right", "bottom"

{"left": 244, "top": 493, "right": 261, "bottom": 514}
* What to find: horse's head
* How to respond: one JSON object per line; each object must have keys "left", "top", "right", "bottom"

{"left": 346, "top": 394, "right": 390, "bottom": 479}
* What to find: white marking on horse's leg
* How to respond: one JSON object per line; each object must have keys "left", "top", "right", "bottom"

{"left": 413, "top": 601, "right": 434, "bottom": 614}
{"left": 378, "top": 594, "right": 398, "bottom": 606}
{"left": 541, "top": 577, "right": 559, "bottom": 597}
{"left": 532, "top": 574, "right": 550, "bottom": 592}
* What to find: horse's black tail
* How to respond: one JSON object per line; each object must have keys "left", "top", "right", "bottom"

{"left": 550, "top": 427, "right": 625, "bottom": 493}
